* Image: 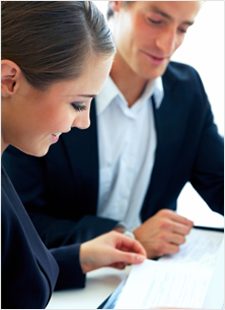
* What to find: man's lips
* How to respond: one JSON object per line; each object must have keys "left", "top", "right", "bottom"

{"left": 150, "top": 54, "right": 165, "bottom": 61}
{"left": 142, "top": 51, "right": 166, "bottom": 65}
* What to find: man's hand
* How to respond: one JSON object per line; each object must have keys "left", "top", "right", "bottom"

{"left": 80, "top": 231, "right": 147, "bottom": 274}
{"left": 133, "top": 209, "right": 194, "bottom": 258}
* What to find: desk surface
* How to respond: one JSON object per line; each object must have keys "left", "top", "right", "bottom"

{"left": 47, "top": 266, "right": 131, "bottom": 309}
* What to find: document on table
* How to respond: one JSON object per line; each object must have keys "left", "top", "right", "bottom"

{"left": 115, "top": 228, "right": 224, "bottom": 309}
{"left": 158, "top": 227, "right": 223, "bottom": 269}
{"left": 202, "top": 238, "right": 224, "bottom": 309}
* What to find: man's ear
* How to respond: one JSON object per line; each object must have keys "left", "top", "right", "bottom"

{"left": 109, "top": 1, "right": 124, "bottom": 13}
{"left": 1, "top": 60, "right": 21, "bottom": 98}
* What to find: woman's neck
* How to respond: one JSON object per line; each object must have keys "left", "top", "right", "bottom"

{"left": 1, "top": 103, "right": 9, "bottom": 155}
{"left": 1, "top": 133, "right": 8, "bottom": 156}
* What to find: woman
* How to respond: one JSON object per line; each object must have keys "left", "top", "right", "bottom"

{"left": 1, "top": 2, "right": 146, "bottom": 309}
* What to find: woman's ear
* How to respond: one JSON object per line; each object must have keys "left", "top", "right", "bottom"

{"left": 1, "top": 60, "right": 21, "bottom": 98}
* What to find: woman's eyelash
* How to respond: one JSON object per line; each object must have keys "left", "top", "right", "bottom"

{"left": 71, "top": 103, "right": 86, "bottom": 112}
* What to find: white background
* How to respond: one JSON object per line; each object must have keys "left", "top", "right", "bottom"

{"left": 93, "top": 1, "right": 224, "bottom": 227}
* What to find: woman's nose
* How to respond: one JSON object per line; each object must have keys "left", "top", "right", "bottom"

{"left": 72, "top": 112, "right": 90, "bottom": 130}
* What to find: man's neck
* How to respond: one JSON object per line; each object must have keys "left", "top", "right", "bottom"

{"left": 110, "top": 53, "right": 148, "bottom": 108}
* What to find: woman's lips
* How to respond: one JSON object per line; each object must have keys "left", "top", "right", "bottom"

{"left": 51, "top": 134, "right": 59, "bottom": 143}
{"left": 53, "top": 133, "right": 62, "bottom": 138}
{"left": 51, "top": 133, "right": 61, "bottom": 143}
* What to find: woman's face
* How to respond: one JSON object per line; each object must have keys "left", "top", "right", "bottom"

{"left": 3, "top": 55, "right": 113, "bottom": 156}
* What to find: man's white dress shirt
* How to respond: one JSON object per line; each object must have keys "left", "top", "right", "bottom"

{"left": 96, "top": 76, "right": 164, "bottom": 230}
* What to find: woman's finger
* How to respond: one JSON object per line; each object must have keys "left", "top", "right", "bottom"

{"left": 114, "top": 233, "right": 147, "bottom": 257}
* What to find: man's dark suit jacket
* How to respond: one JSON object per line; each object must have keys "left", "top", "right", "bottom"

{"left": 2, "top": 62, "right": 224, "bottom": 289}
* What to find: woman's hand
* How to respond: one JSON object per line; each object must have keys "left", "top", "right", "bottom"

{"left": 80, "top": 231, "right": 147, "bottom": 273}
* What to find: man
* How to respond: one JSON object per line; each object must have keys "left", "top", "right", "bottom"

{"left": 3, "top": 1, "right": 223, "bottom": 266}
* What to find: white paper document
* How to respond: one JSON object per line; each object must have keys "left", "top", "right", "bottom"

{"left": 115, "top": 228, "right": 224, "bottom": 309}
{"left": 158, "top": 228, "right": 223, "bottom": 269}
{"left": 202, "top": 238, "right": 224, "bottom": 309}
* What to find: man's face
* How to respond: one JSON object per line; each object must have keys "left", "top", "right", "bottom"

{"left": 112, "top": 1, "right": 201, "bottom": 80}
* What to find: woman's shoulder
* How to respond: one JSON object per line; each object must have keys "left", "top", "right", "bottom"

{"left": 1, "top": 164, "right": 59, "bottom": 309}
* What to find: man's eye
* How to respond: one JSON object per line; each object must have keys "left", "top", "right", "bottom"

{"left": 71, "top": 103, "right": 86, "bottom": 112}
{"left": 148, "top": 18, "right": 161, "bottom": 24}
{"left": 178, "top": 28, "right": 187, "bottom": 34}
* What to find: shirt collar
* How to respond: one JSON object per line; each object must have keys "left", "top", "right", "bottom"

{"left": 96, "top": 75, "right": 164, "bottom": 115}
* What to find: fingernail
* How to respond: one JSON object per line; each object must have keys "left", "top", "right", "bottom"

{"left": 136, "top": 255, "right": 145, "bottom": 263}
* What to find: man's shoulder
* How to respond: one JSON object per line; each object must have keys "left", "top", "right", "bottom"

{"left": 162, "top": 61, "right": 203, "bottom": 91}
{"left": 164, "top": 61, "right": 200, "bottom": 80}
{"left": 166, "top": 60, "right": 197, "bottom": 75}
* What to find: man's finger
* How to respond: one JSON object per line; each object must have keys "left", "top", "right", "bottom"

{"left": 159, "top": 242, "right": 180, "bottom": 256}
{"left": 170, "top": 221, "right": 192, "bottom": 236}
{"left": 166, "top": 210, "right": 194, "bottom": 227}
{"left": 159, "top": 231, "right": 186, "bottom": 245}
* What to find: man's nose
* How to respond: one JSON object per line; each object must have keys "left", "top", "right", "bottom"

{"left": 72, "top": 113, "right": 90, "bottom": 130}
{"left": 155, "top": 28, "right": 177, "bottom": 55}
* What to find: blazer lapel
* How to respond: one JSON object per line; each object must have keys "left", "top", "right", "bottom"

{"left": 141, "top": 73, "right": 190, "bottom": 219}
{"left": 61, "top": 99, "right": 99, "bottom": 214}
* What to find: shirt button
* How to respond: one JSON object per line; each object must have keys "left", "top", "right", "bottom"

{"left": 119, "top": 200, "right": 125, "bottom": 207}
{"left": 126, "top": 159, "right": 133, "bottom": 168}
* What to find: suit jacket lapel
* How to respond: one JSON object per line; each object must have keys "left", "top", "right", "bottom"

{"left": 61, "top": 99, "right": 99, "bottom": 214}
{"left": 141, "top": 70, "right": 190, "bottom": 219}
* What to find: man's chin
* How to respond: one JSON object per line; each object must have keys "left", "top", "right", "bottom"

{"left": 135, "top": 63, "right": 168, "bottom": 81}
{"left": 146, "top": 63, "right": 169, "bottom": 80}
